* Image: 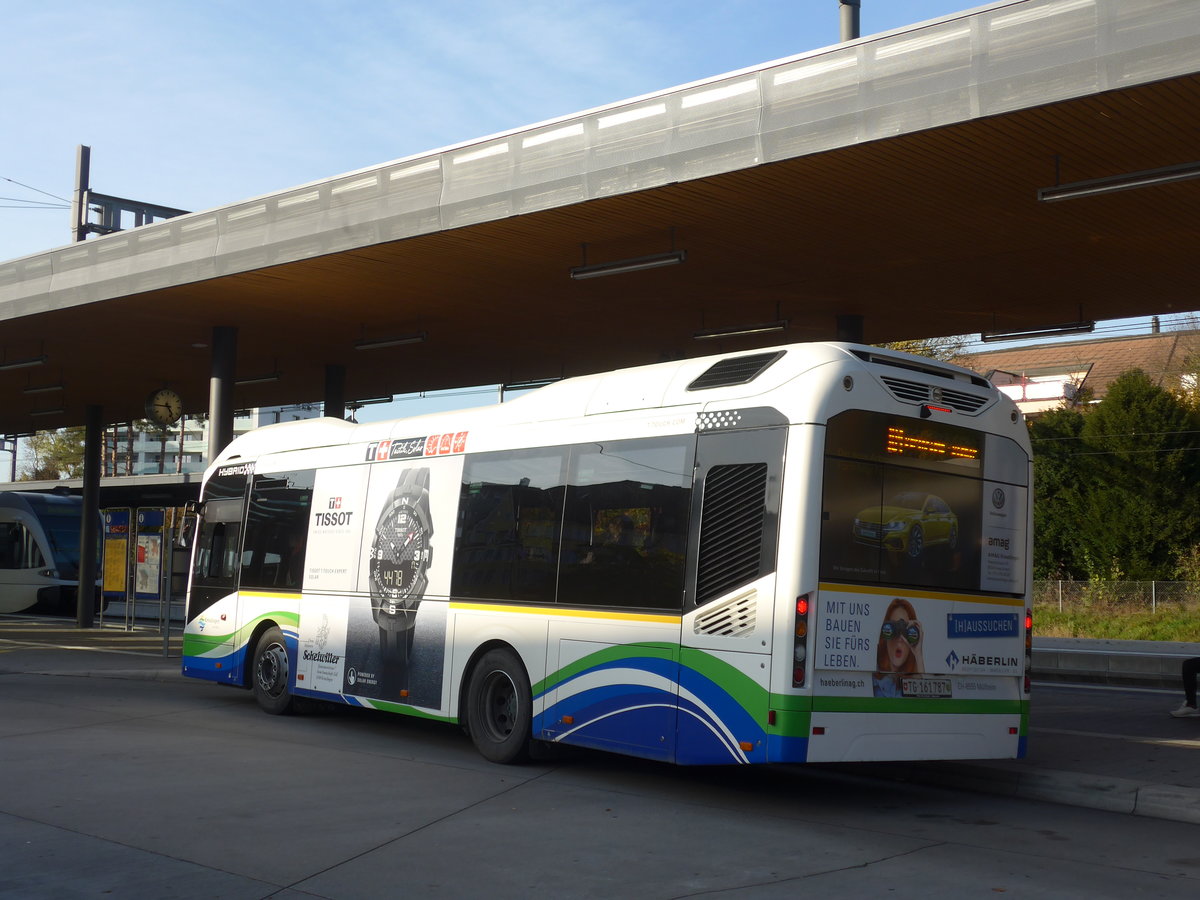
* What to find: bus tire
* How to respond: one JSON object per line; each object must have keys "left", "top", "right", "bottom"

{"left": 465, "top": 648, "right": 531, "bottom": 764}
{"left": 252, "top": 626, "right": 294, "bottom": 715}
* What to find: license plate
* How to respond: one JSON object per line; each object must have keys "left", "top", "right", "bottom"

{"left": 901, "top": 676, "right": 952, "bottom": 698}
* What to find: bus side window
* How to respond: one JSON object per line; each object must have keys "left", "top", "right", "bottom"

{"left": 239, "top": 471, "right": 315, "bottom": 592}
{"left": 559, "top": 437, "right": 693, "bottom": 612}
{"left": 192, "top": 519, "right": 242, "bottom": 586}
{"left": 452, "top": 450, "right": 566, "bottom": 604}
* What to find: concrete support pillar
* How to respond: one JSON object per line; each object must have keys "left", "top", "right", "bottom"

{"left": 208, "top": 326, "right": 237, "bottom": 464}
{"left": 840, "top": 0, "right": 861, "bottom": 42}
{"left": 324, "top": 364, "right": 346, "bottom": 420}
{"left": 77, "top": 404, "right": 102, "bottom": 628}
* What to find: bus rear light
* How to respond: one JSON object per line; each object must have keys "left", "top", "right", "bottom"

{"left": 812, "top": 726, "right": 825, "bottom": 735}
{"left": 1024, "top": 608, "right": 1033, "bottom": 694}
{"left": 792, "top": 593, "right": 811, "bottom": 688}
{"left": 768, "top": 710, "right": 777, "bottom": 726}
{"left": 738, "top": 741, "right": 754, "bottom": 752}
{"left": 1009, "top": 727, "right": 1018, "bottom": 735}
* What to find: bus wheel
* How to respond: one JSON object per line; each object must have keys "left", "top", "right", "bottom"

{"left": 252, "top": 626, "right": 294, "bottom": 715}
{"left": 466, "top": 649, "right": 531, "bottom": 764}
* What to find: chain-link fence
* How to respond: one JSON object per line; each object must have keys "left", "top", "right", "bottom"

{"left": 1034, "top": 581, "right": 1200, "bottom": 613}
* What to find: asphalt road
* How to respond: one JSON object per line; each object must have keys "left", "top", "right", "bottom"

{"left": 1, "top": 642, "right": 1198, "bottom": 899}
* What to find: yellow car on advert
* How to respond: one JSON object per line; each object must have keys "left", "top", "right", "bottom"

{"left": 852, "top": 491, "right": 958, "bottom": 559}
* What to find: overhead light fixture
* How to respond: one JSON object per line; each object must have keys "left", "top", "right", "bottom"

{"left": 693, "top": 320, "right": 789, "bottom": 341}
{"left": 23, "top": 382, "right": 64, "bottom": 395}
{"left": 29, "top": 407, "right": 65, "bottom": 417}
{"left": 348, "top": 395, "right": 394, "bottom": 406}
{"left": 1038, "top": 161, "right": 1200, "bottom": 202}
{"left": 354, "top": 331, "right": 427, "bottom": 350}
{"left": 0, "top": 354, "right": 47, "bottom": 372}
{"left": 980, "top": 321, "right": 1095, "bottom": 343}
{"left": 570, "top": 250, "right": 686, "bottom": 280}
{"left": 503, "top": 378, "right": 559, "bottom": 392}
{"left": 235, "top": 372, "right": 282, "bottom": 386}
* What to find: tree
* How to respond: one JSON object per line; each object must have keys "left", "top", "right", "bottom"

{"left": 1057, "top": 370, "right": 1200, "bottom": 580}
{"left": 1028, "top": 404, "right": 1088, "bottom": 578}
{"left": 21, "top": 427, "right": 86, "bottom": 480}
{"left": 878, "top": 335, "right": 970, "bottom": 362}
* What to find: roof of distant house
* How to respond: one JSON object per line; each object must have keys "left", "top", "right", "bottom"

{"left": 959, "top": 330, "right": 1200, "bottom": 404}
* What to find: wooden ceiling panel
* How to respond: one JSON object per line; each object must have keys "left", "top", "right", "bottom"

{"left": 2, "top": 75, "right": 1199, "bottom": 432}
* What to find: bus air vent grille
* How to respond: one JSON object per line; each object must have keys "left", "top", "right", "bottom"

{"left": 694, "top": 589, "right": 757, "bottom": 637}
{"left": 687, "top": 351, "right": 785, "bottom": 391}
{"left": 880, "top": 376, "right": 990, "bottom": 414}
{"left": 695, "top": 463, "right": 767, "bottom": 604}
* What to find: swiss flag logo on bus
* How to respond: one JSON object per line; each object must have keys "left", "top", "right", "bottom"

{"left": 329, "top": 497, "right": 342, "bottom": 510}
{"left": 376, "top": 441, "right": 392, "bottom": 461}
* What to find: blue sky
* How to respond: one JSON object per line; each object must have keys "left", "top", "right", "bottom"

{"left": 2, "top": 0, "right": 992, "bottom": 262}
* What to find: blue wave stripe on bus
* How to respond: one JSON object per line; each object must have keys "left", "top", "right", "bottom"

{"left": 534, "top": 652, "right": 680, "bottom": 701}
{"left": 766, "top": 733, "right": 809, "bottom": 763}
{"left": 546, "top": 688, "right": 744, "bottom": 765}
{"left": 181, "top": 647, "right": 246, "bottom": 679}
{"left": 550, "top": 705, "right": 677, "bottom": 763}
{"left": 538, "top": 661, "right": 756, "bottom": 764}
{"left": 677, "top": 664, "right": 762, "bottom": 735}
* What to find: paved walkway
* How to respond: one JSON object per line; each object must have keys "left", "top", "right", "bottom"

{"left": 2, "top": 616, "right": 1197, "bottom": 824}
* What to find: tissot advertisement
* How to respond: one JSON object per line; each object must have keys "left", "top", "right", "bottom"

{"left": 294, "top": 454, "right": 463, "bottom": 709}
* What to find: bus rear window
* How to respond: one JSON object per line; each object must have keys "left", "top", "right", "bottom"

{"left": 820, "top": 410, "right": 1026, "bottom": 595}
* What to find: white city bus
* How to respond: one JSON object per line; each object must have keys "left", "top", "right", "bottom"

{"left": 182, "top": 342, "right": 1032, "bottom": 765}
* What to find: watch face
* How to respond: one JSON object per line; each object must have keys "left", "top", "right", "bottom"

{"left": 370, "top": 501, "right": 428, "bottom": 603}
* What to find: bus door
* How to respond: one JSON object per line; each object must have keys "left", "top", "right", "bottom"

{"left": 183, "top": 467, "right": 250, "bottom": 685}
{"left": 539, "top": 436, "right": 693, "bottom": 763}
{"left": 680, "top": 424, "right": 785, "bottom": 765}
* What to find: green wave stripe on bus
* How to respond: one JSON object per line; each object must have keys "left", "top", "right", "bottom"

{"left": 678, "top": 647, "right": 770, "bottom": 712}
{"left": 182, "top": 610, "right": 301, "bottom": 658}
{"left": 531, "top": 641, "right": 679, "bottom": 695}
{"left": 531, "top": 643, "right": 773, "bottom": 714}
{"left": 362, "top": 698, "right": 456, "bottom": 723}
{"left": 813, "top": 696, "right": 1029, "bottom": 715}
{"left": 181, "top": 633, "right": 230, "bottom": 657}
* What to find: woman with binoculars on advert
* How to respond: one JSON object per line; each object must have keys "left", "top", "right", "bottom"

{"left": 872, "top": 597, "right": 925, "bottom": 697}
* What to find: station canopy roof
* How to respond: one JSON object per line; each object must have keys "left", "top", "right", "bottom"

{"left": 1, "top": 0, "right": 1198, "bottom": 435}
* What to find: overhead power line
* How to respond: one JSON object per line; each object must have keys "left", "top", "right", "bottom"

{"left": 0, "top": 175, "right": 69, "bottom": 204}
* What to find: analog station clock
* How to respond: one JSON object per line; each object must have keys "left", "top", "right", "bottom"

{"left": 145, "top": 388, "right": 183, "bottom": 426}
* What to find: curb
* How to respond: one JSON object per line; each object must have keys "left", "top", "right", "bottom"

{"left": 874, "top": 761, "right": 1200, "bottom": 826}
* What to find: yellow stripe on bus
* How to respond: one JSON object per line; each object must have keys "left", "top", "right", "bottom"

{"left": 449, "top": 601, "right": 680, "bottom": 624}
{"left": 239, "top": 590, "right": 301, "bottom": 601}
{"left": 818, "top": 582, "right": 1024, "bottom": 607}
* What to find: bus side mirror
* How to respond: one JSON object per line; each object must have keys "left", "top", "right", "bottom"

{"left": 175, "top": 503, "right": 198, "bottom": 550}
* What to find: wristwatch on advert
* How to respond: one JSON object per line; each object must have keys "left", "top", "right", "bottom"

{"left": 370, "top": 467, "right": 432, "bottom": 689}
